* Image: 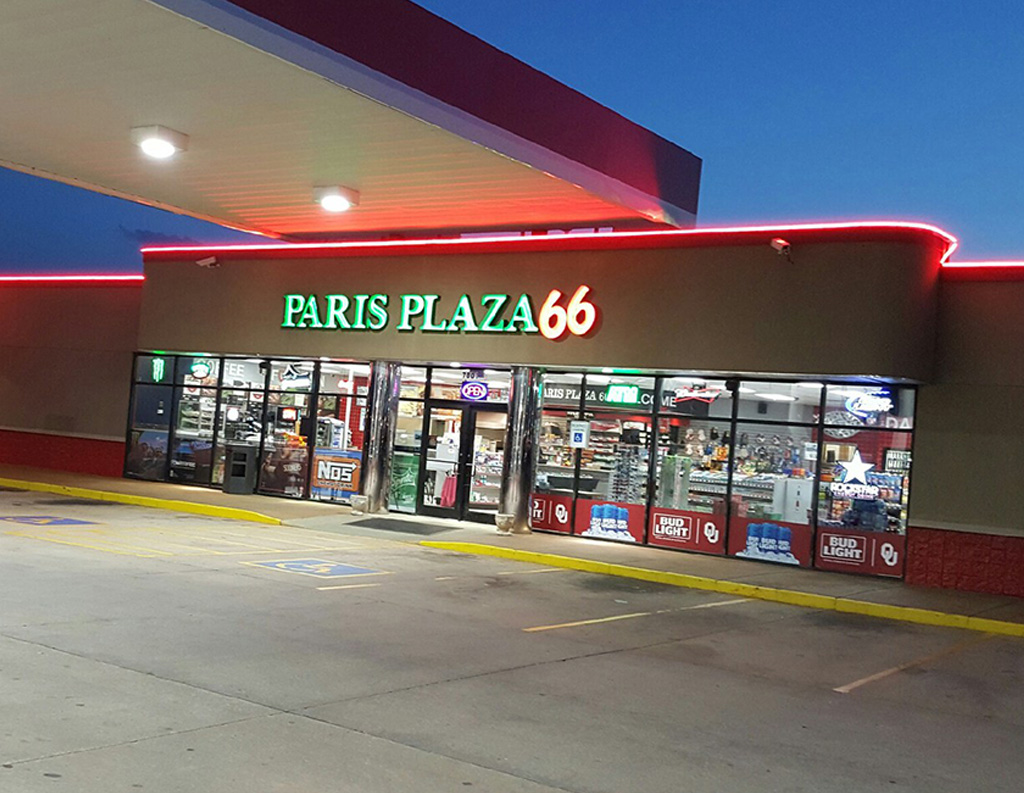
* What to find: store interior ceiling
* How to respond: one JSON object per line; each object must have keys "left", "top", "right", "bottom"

{"left": 0, "top": 0, "right": 700, "bottom": 240}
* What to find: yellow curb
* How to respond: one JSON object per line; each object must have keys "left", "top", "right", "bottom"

{"left": 419, "top": 541, "right": 1024, "bottom": 638}
{"left": 0, "top": 477, "right": 281, "bottom": 525}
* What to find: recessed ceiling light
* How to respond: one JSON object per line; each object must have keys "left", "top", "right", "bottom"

{"left": 755, "top": 393, "right": 798, "bottom": 402}
{"left": 131, "top": 125, "right": 189, "bottom": 159}
{"left": 314, "top": 185, "right": 360, "bottom": 213}
{"left": 796, "top": 382, "right": 823, "bottom": 389}
{"left": 449, "top": 362, "right": 462, "bottom": 368}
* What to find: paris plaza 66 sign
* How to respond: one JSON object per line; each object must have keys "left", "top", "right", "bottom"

{"left": 281, "top": 286, "right": 597, "bottom": 341}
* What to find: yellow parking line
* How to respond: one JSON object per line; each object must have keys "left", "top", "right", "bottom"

{"left": 524, "top": 611, "right": 654, "bottom": 632}
{"left": 4, "top": 530, "right": 170, "bottom": 558}
{"left": 317, "top": 583, "right": 383, "bottom": 591}
{"left": 496, "top": 568, "right": 570, "bottom": 576}
{"left": 523, "top": 598, "right": 750, "bottom": 632}
{"left": 833, "top": 634, "right": 995, "bottom": 694}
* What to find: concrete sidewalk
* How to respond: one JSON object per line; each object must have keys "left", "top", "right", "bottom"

{"left": 3, "top": 463, "right": 1023, "bottom": 634}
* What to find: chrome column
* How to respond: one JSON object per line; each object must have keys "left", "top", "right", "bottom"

{"left": 362, "top": 360, "right": 402, "bottom": 513}
{"left": 498, "top": 366, "right": 541, "bottom": 534}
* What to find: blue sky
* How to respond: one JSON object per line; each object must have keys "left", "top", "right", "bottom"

{"left": 3, "top": 0, "right": 1022, "bottom": 272}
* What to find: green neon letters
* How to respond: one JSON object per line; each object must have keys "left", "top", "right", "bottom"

{"left": 281, "top": 287, "right": 595, "bottom": 338}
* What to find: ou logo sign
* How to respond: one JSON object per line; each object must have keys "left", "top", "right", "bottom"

{"left": 460, "top": 381, "right": 489, "bottom": 401}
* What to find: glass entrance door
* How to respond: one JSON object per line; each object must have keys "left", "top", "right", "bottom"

{"left": 419, "top": 404, "right": 508, "bottom": 521}
{"left": 420, "top": 406, "right": 464, "bottom": 516}
{"left": 466, "top": 410, "right": 507, "bottom": 519}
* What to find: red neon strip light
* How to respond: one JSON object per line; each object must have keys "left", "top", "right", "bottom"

{"left": 0, "top": 274, "right": 145, "bottom": 283}
{"left": 941, "top": 261, "right": 1024, "bottom": 269}
{"left": 141, "top": 220, "right": 959, "bottom": 263}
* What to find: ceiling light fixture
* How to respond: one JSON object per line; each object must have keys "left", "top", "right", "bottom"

{"left": 131, "top": 125, "right": 189, "bottom": 159}
{"left": 314, "top": 185, "right": 360, "bottom": 213}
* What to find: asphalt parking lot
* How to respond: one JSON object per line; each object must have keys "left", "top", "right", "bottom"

{"left": 2, "top": 489, "right": 1022, "bottom": 792}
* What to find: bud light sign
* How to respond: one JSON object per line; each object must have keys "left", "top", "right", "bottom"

{"left": 648, "top": 508, "right": 725, "bottom": 554}
{"left": 460, "top": 381, "right": 489, "bottom": 401}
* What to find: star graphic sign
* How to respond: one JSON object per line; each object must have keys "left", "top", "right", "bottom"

{"left": 839, "top": 450, "right": 874, "bottom": 484}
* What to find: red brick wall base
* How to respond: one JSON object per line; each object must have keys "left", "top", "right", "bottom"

{"left": 0, "top": 429, "right": 125, "bottom": 478}
{"left": 906, "top": 526, "right": 1024, "bottom": 598}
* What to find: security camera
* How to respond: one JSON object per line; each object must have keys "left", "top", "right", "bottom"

{"left": 196, "top": 256, "right": 219, "bottom": 268}
{"left": 770, "top": 238, "right": 791, "bottom": 256}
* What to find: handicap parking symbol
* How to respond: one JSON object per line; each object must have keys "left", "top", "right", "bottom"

{"left": 0, "top": 516, "right": 98, "bottom": 526}
{"left": 245, "top": 558, "right": 384, "bottom": 578}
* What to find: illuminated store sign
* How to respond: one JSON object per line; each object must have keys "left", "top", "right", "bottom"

{"left": 828, "top": 450, "right": 880, "bottom": 500}
{"left": 845, "top": 389, "right": 893, "bottom": 419}
{"left": 605, "top": 384, "right": 640, "bottom": 404}
{"left": 460, "top": 381, "right": 489, "bottom": 401}
{"left": 190, "top": 359, "right": 212, "bottom": 379}
{"left": 280, "top": 286, "right": 596, "bottom": 341}
{"left": 673, "top": 386, "right": 721, "bottom": 404}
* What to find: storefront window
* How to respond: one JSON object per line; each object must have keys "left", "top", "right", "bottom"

{"left": 736, "top": 380, "right": 821, "bottom": 423}
{"left": 220, "top": 358, "right": 267, "bottom": 390}
{"left": 390, "top": 400, "right": 424, "bottom": 513}
{"left": 212, "top": 388, "right": 264, "bottom": 485}
{"left": 310, "top": 363, "right": 370, "bottom": 503}
{"left": 134, "top": 354, "right": 173, "bottom": 385}
{"left": 269, "top": 360, "right": 315, "bottom": 392}
{"left": 125, "top": 383, "right": 172, "bottom": 480}
{"left": 649, "top": 378, "right": 732, "bottom": 553}
{"left": 573, "top": 375, "right": 655, "bottom": 543}
{"left": 814, "top": 427, "right": 911, "bottom": 577}
{"left": 175, "top": 356, "right": 220, "bottom": 386}
{"left": 169, "top": 387, "right": 217, "bottom": 484}
{"left": 531, "top": 373, "right": 583, "bottom": 534}
{"left": 823, "top": 385, "right": 915, "bottom": 431}
{"left": 399, "top": 366, "right": 427, "bottom": 399}
{"left": 428, "top": 367, "right": 510, "bottom": 403}
{"left": 728, "top": 421, "right": 817, "bottom": 567}
{"left": 258, "top": 388, "right": 311, "bottom": 498}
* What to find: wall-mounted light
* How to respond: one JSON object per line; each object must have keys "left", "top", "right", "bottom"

{"left": 131, "top": 125, "right": 189, "bottom": 159}
{"left": 313, "top": 185, "right": 360, "bottom": 213}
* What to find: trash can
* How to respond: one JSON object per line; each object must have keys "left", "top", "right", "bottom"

{"left": 223, "top": 445, "right": 257, "bottom": 494}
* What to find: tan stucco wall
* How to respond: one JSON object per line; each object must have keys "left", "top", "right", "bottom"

{"left": 912, "top": 280, "right": 1024, "bottom": 536}
{"left": 0, "top": 285, "right": 141, "bottom": 439}
{"left": 139, "top": 238, "right": 940, "bottom": 381}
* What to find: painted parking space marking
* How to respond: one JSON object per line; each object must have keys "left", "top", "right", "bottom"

{"left": 242, "top": 558, "right": 388, "bottom": 579}
{"left": 0, "top": 516, "right": 98, "bottom": 526}
{"left": 4, "top": 522, "right": 398, "bottom": 558}
{"left": 495, "top": 567, "right": 571, "bottom": 576}
{"left": 3, "top": 529, "right": 175, "bottom": 558}
{"left": 523, "top": 598, "right": 751, "bottom": 632}
{"left": 317, "top": 582, "right": 384, "bottom": 591}
{"left": 833, "top": 633, "right": 995, "bottom": 694}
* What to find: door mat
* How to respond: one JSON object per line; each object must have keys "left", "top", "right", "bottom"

{"left": 349, "top": 518, "right": 454, "bottom": 536}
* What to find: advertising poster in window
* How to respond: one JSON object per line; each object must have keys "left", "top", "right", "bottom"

{"left": 573, "top": 498, "right": 645, "bottom": 543}
{"left": 727, "top": 517, "right": 813, "bottom": 567}
{"left": 530, "top": 492, "right": 574, "bottom": 533}
{"left": 125, "top": 430, "right": 168, "bottom": 480}
{"left": 310, "top": 449, "right": 362, "bottom": 502}
{"left": 815, "top": 528, "right": 905, "bottom": 577}
{"left": 648, "top": 508, "right": 726, "bottom": 554}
